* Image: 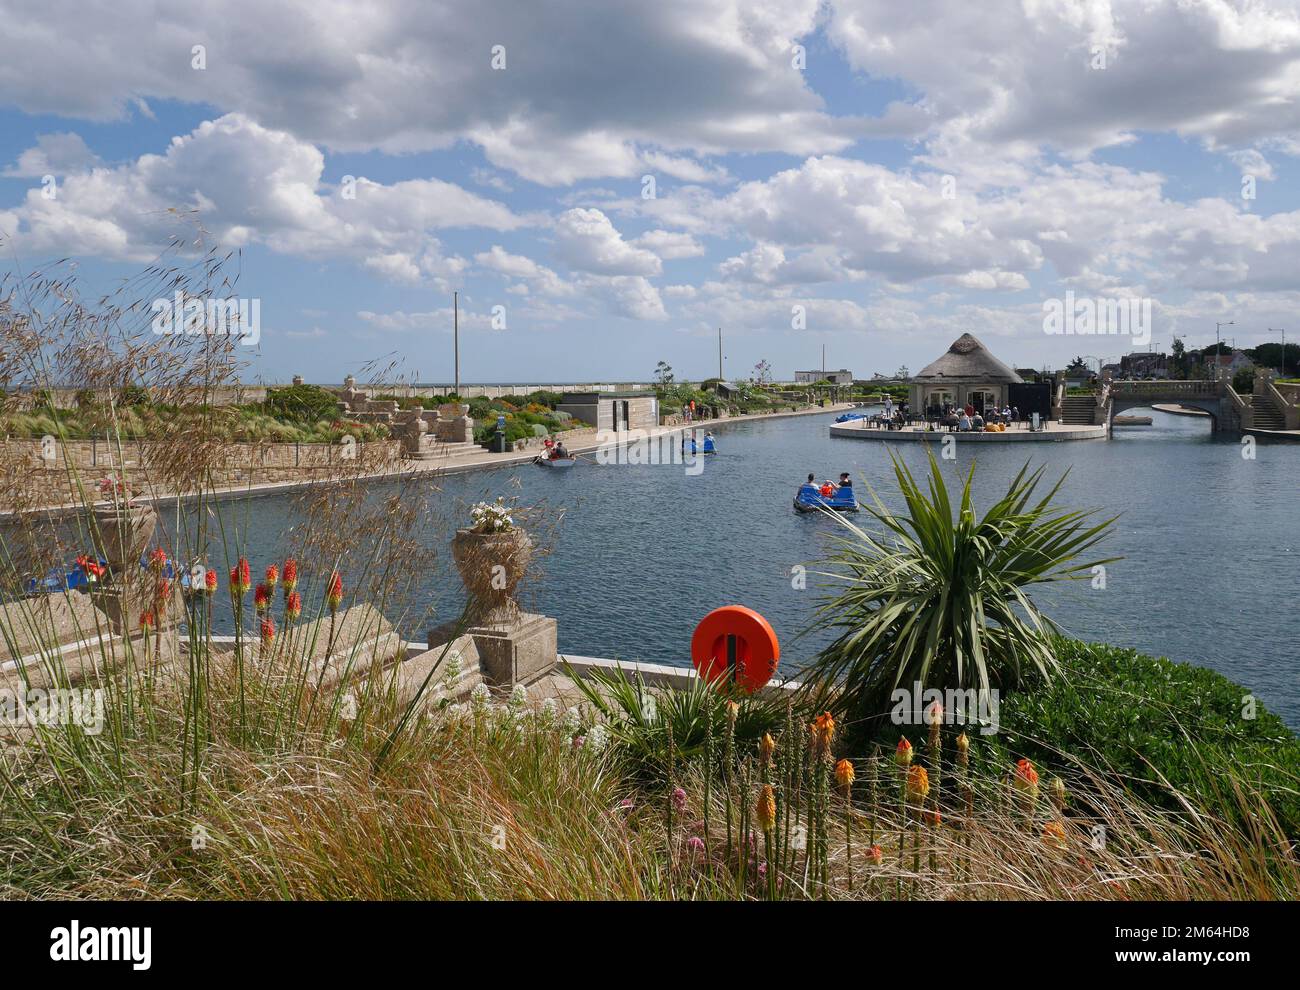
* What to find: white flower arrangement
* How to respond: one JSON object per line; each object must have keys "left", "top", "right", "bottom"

{"left": 469, "top": 497, "right": 514, "bottom": 534}
{"left": 540, "top": 697, "right": 558, "bottom": 724}
{"left": 470, "top": 682, "right": 491, "bottom": 710}
{"left": 509, "top": 683, "right": 528, "bottom": 710}
{"left": 585, "top": 723, "right": 608, "bottom": 753}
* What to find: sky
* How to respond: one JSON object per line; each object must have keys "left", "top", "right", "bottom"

{"left": 3, "top": 0, "right": 1300, "bottom": 384}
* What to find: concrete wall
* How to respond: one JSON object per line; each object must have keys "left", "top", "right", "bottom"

{"left": 2, "top": 438, "right": 402, "bottom": 507}
{"left": 10, "top": 382, "right": 654, "bottom": 410}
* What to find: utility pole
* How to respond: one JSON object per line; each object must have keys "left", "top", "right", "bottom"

{"left": 718, "top": 327, "right": 723, "bottom": 380}
{"left": 453, "top": 291, "right": 460, "bottom": 399}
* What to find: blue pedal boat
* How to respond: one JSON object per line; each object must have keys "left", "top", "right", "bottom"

{"left": 793, "top": 483, "right": 859, "bottom": 513}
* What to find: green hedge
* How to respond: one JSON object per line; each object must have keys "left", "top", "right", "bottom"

{"left": 988, "top": 639, "right": 1300, "bottom": 837}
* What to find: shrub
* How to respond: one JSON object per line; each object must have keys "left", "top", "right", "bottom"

{"left": 261, "top": 384, "right": 342, "bottom": 423}
{"left": 991, "top": 639, "right": 1300, "bottom": 838}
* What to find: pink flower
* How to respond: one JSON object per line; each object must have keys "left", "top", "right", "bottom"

{"left": 672, "top": 787, "right": 687, "bottom": 812}
{"left": 686, "top": 836, "right": 705, "bottom": 853}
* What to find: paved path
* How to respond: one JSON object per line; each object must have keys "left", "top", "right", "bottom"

{"left": 6, "top": 403, "right": 851, "bottom": 517}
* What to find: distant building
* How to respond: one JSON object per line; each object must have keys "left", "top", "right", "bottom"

{"left": 794, "top": 369, "right": 854, "bottom": 385}
{"left": 1120, "top": 352, "right": 1169, "bottom": 379}
{"left": 556, "top": 390, "right": 659, "bottom": 431}
{"left": 1211, "top": 349, "right": 1255, "bottom": 376}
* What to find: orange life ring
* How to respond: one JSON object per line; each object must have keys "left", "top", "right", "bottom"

{"left": 690, "top": 605, "right": 780, "bottom": 694}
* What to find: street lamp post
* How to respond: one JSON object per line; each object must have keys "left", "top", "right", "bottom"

{"left": 1268, "top": 328, "right": 1287, "bottom": 377}
{"left": 1214, "top": 321, "right": 1234, "bottom": 382}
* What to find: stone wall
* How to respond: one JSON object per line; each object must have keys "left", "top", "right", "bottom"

{"left": 2, "top": 438, "right": 403, "bottom": 507}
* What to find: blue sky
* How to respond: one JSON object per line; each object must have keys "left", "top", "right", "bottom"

{"left": 3, "top": 0, "right": 1300, "bottom": 383}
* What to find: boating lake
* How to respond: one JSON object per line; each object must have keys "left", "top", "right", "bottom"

{"left": 168, "top": 407, "right": 1300, "bottom": 728}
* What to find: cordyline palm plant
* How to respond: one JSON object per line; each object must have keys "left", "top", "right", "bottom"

{"left": 802, "top": 450, "right": 1118, "bottom": 722}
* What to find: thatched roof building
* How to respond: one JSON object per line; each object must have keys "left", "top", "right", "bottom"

{"left": 912, "top": 333, "right": 1023, "bottom": 384}
{"left": 910, "top": 334, "right": 1023, "bottom": 415}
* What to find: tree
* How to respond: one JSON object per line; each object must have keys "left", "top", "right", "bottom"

{"left": 751, "top": 359, "right": 772, "bottom": 386}
{"left": 1171, "top": 337, "right": 1187, "bottom": 377}
{"left": 801, "top": 451, "right": 1117, "bottom": 722}
{"left": 653, "top": 360, "right": 674, "bottom": 386}
{"left": 893, "top": 364, "right": 909, "bottom": 380}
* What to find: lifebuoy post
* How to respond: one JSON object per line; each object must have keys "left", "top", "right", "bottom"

{"left": 691, "top": 606, "right": 780, "bottom": 694}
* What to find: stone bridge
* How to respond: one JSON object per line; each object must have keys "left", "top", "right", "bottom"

{"left": 1059, "top": 374, "right": 1298, "bottom": 436}
{"left": 1105, "top": 379, "right": 1238, "bottom": 432}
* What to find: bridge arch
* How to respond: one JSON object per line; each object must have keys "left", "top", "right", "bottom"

{"left": 1109, "top": 396, "right": 1220, "bottom": 432}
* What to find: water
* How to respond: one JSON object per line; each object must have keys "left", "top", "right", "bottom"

{"left": 147, "top": 407, "right": 1300, "bottom": 729}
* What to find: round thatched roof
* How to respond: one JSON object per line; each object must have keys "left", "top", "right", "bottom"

{"left": 912, "top": 333, "right": 1023, "bottom": 383}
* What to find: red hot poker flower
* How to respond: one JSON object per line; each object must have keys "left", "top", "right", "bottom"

{"left": 260, "top": 616, "right": 276, "bottom": 646}
{"left": 282, "top": 558, "right": 298, "bottom": 593}
{"left": 265, "top": 564, "right": 279, "bottom": 589}
{"left": 204, "top": 567, "right": 217, "bottom": 593}
{"left": 326, "top": 572, "right": 343, "bottom": 613}
{"left": 230, "top": 558, "right": 251, "bottom": 596}
{"left": 254, "top": 583, "right": 271, "bottom": 614}
{"left": 285, "top": 591, "right": 302, "bottom": 621}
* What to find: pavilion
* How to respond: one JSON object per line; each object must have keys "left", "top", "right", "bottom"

{"left": 909, "top": 333, "right": 1023, "bottom": 417}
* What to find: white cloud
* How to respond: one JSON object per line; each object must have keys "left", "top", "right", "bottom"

{"left": 552, "top": 208, "right": 662, "bottom": 276}
{"left": 1, "top": 114, "right": 520, "bottom": 281}
{"left": 4, "top": 132, "right": 100, "bottom": 177}
{"left": 634, "top": 229, "right": 705, "bottom": 260}
{"left": 0, "top": 0, "right": 884, "bottom": 182}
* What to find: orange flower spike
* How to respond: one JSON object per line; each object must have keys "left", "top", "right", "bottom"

{"left": 285, "top": 591, "right": 302, "bottom": 622}
{"left": 905, "top": 764, "right": 930, "bottom": 804}
{"left": 867, "top": 844, "right": 884, "bottom": 866}
{"left": 139, "top": 611, "right": 155, "bottom": 631}
{"left": 755, "top": 784, "right": 777, "bottom": 832}
{"left": 282, "top": 558, "right": 298, "bottom": 594}
{"left": 230, "top": 558, "right": 251, "bottom": 596}
{"left": 954, "top": 732, "right": 970, "bottom": 764}
{"left": 925, "top": 700, "right": 943, "bottom": 747}
{"left": 758, "top": 732, "right": 776, "bottom": 768}
{"left": 1043, "top": 820, "right": 1067, "bottom": 850}
{"left": 260, "top": 616, "right": 276, "bottom": 647}
{"left": 264, "top": 564, "right": 279, "bottom": 591}
{"left": 326, "top": 572, "right": 344, "bottom": 613}
{"left": 895, "top": 736, "right": 914, "bottom": 768}
{"left": 1014, "top": 758, "right": 1040, "bottom": 801}
{"left": 254, "top": 583, "right": 271, "bottom": 614}
{"left": 204, "top": 567, "right": 217, "bottom": 593}
{"left": 811, "top": 711, "right": 835, "bottom": 756}
{"left": 834, "top": 758, "right": 855, "bottom": 797}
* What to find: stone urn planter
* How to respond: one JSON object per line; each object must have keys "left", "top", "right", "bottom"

{"left": 452, "top": 526, "right": 532, "bottom": 626}
{"left": 91, "top": 502, "right": 157, "bottom": 574}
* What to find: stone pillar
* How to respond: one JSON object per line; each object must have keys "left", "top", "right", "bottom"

{"left": 437, "top": 524, "right": 558, "bottom": 687}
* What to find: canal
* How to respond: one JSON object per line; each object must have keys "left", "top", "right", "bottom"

{"left": 174, "top": 406, "right": 1300, "bottom": 728}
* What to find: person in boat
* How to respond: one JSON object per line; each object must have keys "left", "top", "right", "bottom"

{"left": 553, "top": 441, "right": 569, "bottom": 459}
{"left": 838, "top": 472, "right": 852, "bottom": 489}
{"left": 807, "top": 472, "right": 815, "bottom": 484}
